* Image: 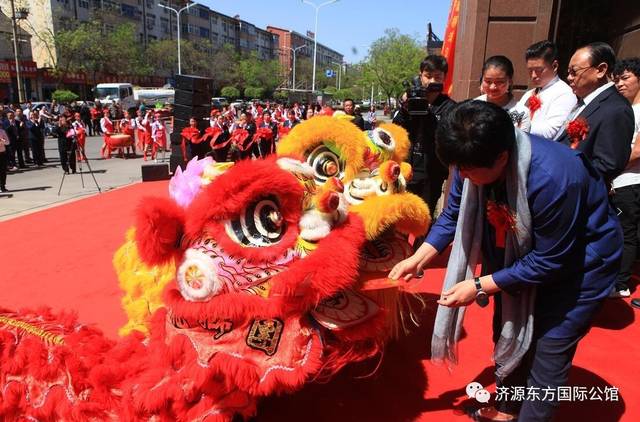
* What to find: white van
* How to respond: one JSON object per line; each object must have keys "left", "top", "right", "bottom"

{"left": 94, "top": 83, "right": 137, "bottom": 110}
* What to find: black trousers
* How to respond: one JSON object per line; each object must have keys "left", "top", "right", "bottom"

{"left": 493, "top": 294, "right": 587, "bottom": 421}
{"left": 0, "top": 151, "right": 7, "bottom": 188}
{"left": 611, "top": 184, "right": 640, "bottom": 287}
{"left": 30, "top": 136, "right": 44, "bottom": 166}
{"left": 10, "top": 139, "right": 25, "bottom": 167}
{"left": 58, "top": 139, "right": 76, "bottom": 173}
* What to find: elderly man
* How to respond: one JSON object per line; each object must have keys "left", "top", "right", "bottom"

{"left": 391, "top": 101, "right": 622, "bottom": 422}
{"left": 555, "top": 42, "right": 634, "bottom": 187}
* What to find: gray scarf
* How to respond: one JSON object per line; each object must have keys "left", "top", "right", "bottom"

{"left": 431, "top": 129, "right": 536, "bottom": 381}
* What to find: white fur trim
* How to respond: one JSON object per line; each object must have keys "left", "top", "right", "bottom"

{"left": 276, "top": 157, "right": 314, "bottom": 177}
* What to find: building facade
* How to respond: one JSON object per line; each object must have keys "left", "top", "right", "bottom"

{"left": 449, "top": 0, "right": 640, "bottom": 101}
{"left": 0, "top": 9, "right": 36, "bottom": 102}
{"left": 267, "top": 25, "right": 344, "bottom": 90}
{"left": 9, "top": 0, "right": 281, "bottom": 69}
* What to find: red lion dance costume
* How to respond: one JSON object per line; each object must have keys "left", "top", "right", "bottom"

{"left": 0, "top": 117, "right": 431, "bottom": 421}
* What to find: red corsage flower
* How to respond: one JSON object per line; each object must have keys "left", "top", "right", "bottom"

{"left": 486, "top": 200, "right": 517, "bottom": 248}
{"left": 527, "top": 94, "right": 542, "bottom": 118}
{"left": 566, "top": 117, "right": 589, "bottom": 150}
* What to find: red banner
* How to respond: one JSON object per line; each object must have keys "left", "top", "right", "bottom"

{"left": 40, "top": 69, "right": 87, "bottom": 84}
{"left": 6, "top": 60, "right": 38, "bottom": 78}
{"left": 441, "top": 0, "right": 460, "bottom": 96}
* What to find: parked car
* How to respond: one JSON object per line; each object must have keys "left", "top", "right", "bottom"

{"left": 230, "top": 99, "right": 245, "bottom": 112}
{"left": 211, "top": 97, "right": 229, "bottom": 108}
{"left": 211, "top": 99, "right": 224, "bottom": 111}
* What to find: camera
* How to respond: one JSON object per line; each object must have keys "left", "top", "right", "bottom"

{"left": 404, "top": 76, "right": 443, "bottom": 116}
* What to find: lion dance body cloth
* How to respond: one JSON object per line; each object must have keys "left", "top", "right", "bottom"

{"left": 0, "top": 117, "right": 430, "bottom": 421}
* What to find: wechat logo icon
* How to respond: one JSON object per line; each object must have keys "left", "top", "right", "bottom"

{"left": 466, "top": 382, "right": 491, "bottom": 403}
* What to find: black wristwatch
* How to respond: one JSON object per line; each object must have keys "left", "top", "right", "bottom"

{"left": 474, "top": 277, "right": 490, "bottom": 308}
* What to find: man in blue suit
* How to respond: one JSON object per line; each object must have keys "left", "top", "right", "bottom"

{"left": 390, "top": 101, "right": 623, "bottom": 422}
{"left": 555, "top": 42, "right": 634, "bottom": 188}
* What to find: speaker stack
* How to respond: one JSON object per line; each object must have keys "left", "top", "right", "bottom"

{"left": 169, "top": 75, "right": 214, "bottom": 173}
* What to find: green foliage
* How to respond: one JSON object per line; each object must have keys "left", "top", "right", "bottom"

{"left": 221, "top": 86, "right": 240, "bottom": 98}
{"left": 244, "top": 86, "right": 266, "bottom": 99}
{"left": 236, "top": 52, "right": 282, "bottom": 95}
{"left": 273, "top": 90, "right": 289, "bottom": 101}
{"left": 332, "top": 88, "right": 355, "bottom": 101}
{"left": 364, "top": 29, "right": 424, "bottom": 101}
{"left": 52, "top": 20, "right": 148, "bottom": 85}
{"left": 51, "top": 89, "right": 79, "bottom": 103}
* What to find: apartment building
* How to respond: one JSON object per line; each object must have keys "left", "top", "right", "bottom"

{"left": 7, "top": 0, "right": 281, "bottom": 69}
{"left": 267, "top": 25, "right": 343, "bottom": 89}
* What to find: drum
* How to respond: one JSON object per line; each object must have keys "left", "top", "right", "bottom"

{"left": 108, "top": 134, "right": 133, "bottom": 148}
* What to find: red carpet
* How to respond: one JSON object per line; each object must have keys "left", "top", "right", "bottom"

{"left": 0, "top": 181, "right": 637, "bottom": 421}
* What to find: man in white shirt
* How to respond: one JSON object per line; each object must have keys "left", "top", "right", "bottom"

{"left": 612, "top": 58, "right": 640, "bottom": 299}
{"left": 517, "top": 41, "right": 576, "bottom": 139}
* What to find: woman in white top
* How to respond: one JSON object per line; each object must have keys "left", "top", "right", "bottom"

{"left": 475, "top": 55, "right": 531, "bottom": 133}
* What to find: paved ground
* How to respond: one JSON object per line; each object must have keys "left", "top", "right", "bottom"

{"left": 0, "top": 110, "right": 391, "bottom": 221}
{"left": 0, "top": 135, "right": 167, "bottom": 221}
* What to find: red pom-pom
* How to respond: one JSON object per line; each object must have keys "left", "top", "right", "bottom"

{"left": 135, "top": 197, "right": 186, "bottom": 265}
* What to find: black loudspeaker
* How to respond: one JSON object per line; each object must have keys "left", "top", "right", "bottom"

{"left": 170, "top": 153, "right": 185, "bottom": 173}
{"left": 175, "top": 89, "right": 210, "bottom": 106}
{"left": 141, "top": 163, "right": 170, "bottom": 181}
{"left": 175, "top": 75, "right": 213, "bottom": 93}
{"left": 170, "top": 132, "right": 182, "bottom": 146}
{"left": 174, "top": 104, "right": 210, "bottom": 121}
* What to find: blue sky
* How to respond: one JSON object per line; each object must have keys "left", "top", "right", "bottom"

{"left": 200, "top": 0, "right": 452, "bottom": 63}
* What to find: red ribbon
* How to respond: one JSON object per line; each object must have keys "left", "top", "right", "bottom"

{"left": 181, "top": 127, "right": 203, "bottom": 144}
{"left": 229, "top": 129, "right": 253, "bottom": 152}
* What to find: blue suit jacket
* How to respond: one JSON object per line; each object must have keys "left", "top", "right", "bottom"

{"left": 556, "top": 85, "right": 634, "bottom": 186}
{"left": 426, "top": 136, "right": 623, "bottom": 338}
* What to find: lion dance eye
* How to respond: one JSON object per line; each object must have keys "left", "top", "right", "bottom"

{"left": 227, "top": 196, "right": 285, "bottom": 247}
{"left": 371, "top": 128, "right": 396, "bottom": 152}
{"left": 307, "top": 145, "right": 343, "bottom": 184}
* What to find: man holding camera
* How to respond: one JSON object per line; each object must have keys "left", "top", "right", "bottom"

{"left": 393, "top": 55, "right": 456, "bottom": 216}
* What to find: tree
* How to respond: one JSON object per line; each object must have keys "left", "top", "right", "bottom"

{"left": 244, "top": 87, "right": 265, "bottom": 99}
{"left": 210, "top": 44, "right": 239, "bottom": 92}
{"left": 52, "top": 89, "right": 79, "bottom": 103}
{"left": 363, "top": 29, "right": 424, "bottom": 103}
{"left": 221, "top": 86, "right": 240, "bottom": 99}
{"left": 273, "top": 90, "right": 289, "bottom": 101}
{"left": 104, "top": 23, "right": 148, "bottom": 77}
{"left": 236, "top": 52, "right": 283, "bottom": 96}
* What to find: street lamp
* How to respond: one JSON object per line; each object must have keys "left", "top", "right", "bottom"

{"left": 302, "top": 0, "right": 338, "bottom": 94}
{"left": 158, "top": 2, "right": 195, "bottom": 75}
{"left": 330, "top": 61, "right": 341, "bottom": 90}
{"left": 1, "top": 2, "right": 29, "bottom": 102}
{"left": 284, "top": 45, "right": 307, "bottom": 90}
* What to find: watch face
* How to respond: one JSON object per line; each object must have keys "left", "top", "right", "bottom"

{"left": 476, "top": 292, "right": 490, "bottom": 308}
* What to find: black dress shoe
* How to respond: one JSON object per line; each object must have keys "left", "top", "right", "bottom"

{"left": 0, "top": 187, "right": 8, "bottom": 192}
{"left": 631, "top": 299, "right": 640, "bottom": 309}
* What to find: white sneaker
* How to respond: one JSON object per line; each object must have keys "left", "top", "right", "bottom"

{"left": 609, "top": 288, "right": 631, "bottom": 298}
